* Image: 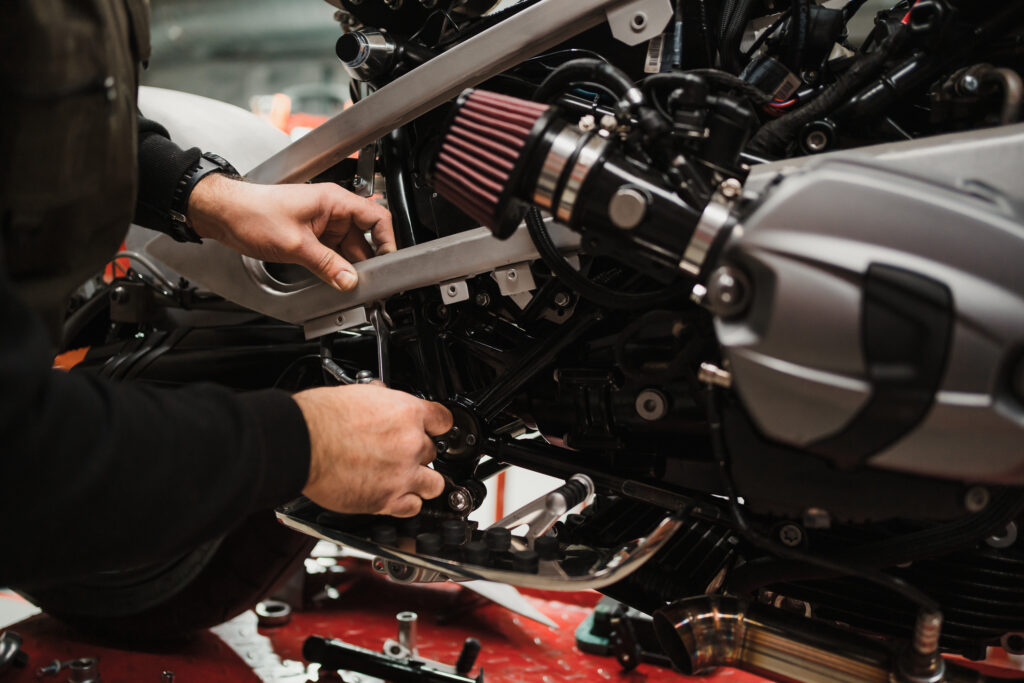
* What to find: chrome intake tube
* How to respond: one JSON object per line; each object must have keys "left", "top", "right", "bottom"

{"left": 653, "top": 596, "right": 894, "bottom": 683}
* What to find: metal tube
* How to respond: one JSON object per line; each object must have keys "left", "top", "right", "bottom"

{"left": 653, "top": 596, "right": 895, "bottom": 683}
{"left": 396, "top": 611, "right": 418, "bottom": 654}
{"left": 246, "top": 0, "right": 629, "bottom": 185}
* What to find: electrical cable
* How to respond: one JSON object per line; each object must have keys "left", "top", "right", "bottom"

{"left": 525, "top": 208, "right": 682, "bottom": 311}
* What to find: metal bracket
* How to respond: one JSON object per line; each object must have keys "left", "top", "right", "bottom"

{"left": 353, "top": 142, "right": 377, "bottom": 197}
{"left": 606, "top": 0, "right": 673, "bottom": 47}
{"left": 493, "top": 262, "right": 536, "bottom": 297}
{"left": 304, "top": 306, "right": 368, "bottom": 339}
{"left": 440, "top": 279, "right": 470, "bottom": 305}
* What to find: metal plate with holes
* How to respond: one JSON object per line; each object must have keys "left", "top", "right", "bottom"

{"left": 605, "top": 0, "right": 673, "bottom": 47}
{"left": 494, "top": 262, "right": 536, "bottom": 297}
{"left": 440, "top": 280, "right": 470, "bottom": 304}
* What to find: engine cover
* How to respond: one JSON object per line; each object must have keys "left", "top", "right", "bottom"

{"left": 714, "top": 157, "right": 1024, "bottom": 484}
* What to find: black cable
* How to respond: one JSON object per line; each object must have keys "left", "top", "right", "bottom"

{"left": 535, "top": 59, "right": 641, "bottom": 123}
{"left": 720, "top": 0, "right": 758, "bottom": 74}
{"left": 644, "top": 69, "right": 773, "bottom": 108}
{"left": 697, "top": 0, "right": 717, "bottom": 66}
{"left": 747, "top": 25, "right": 906, "bottom": 157}
{"left": 525, "top": 208, "right": 681, "bottom": 311}
{"left": 791, "top": 0, "right": 812, "bottom": 71}
{"left": 706, "top": 386, "right": 940, "bottom": 614}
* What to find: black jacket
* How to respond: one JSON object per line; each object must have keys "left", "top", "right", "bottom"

{"left": 0, "top": 0, "right": 310, "bottom": 588}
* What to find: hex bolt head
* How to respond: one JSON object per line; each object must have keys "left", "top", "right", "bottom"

{"left": 706, "top": 266, "right": 751, "bottom": 318}
{"left": 553, "top": 292, "right": 571, "bottom": 307}
{"left": 778, "top": 523, "right": 804, "bottom": 547}
{"left": 474, "top": 292, "right": 491, "bottom": 307}
{"left": 448, "top": 488, "right": 471, "bottom": 513}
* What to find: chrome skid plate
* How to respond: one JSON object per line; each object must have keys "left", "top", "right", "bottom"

{"left": 276, "top": 494, "right": 683, "bottom": 591}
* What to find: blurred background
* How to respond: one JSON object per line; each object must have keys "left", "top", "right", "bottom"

{"left": 142, "top": 0, "right": 351, "bottom": 137}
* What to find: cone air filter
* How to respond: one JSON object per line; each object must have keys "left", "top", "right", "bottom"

{"left": 432, "top": 89, "right": 553, "bottom": 238}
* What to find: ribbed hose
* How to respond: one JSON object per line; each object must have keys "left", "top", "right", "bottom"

{"left": 525, "top": 208, "right": 681, "bottom": 311}
{"left": 720, "top": 0, "right": 757, "bottom": 74}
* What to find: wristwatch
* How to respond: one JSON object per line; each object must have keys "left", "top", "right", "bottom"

{"left": 167, "top": 152, "right": 241, "bottom": 243}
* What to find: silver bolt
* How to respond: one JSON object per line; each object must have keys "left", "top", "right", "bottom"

{"left": 965, "top": 485, "right": 990, "bottom": 513}
{"left": 697, "top": 363, "right": 732, "bottom": 388}
{"left": 352, "top": 176, "right": 366, "bottom": 188}
{"left": 720, "top": 178, "right": 743, "bottom": 199}
{"left": 778, "top": 523, "right": 804, "bottom": 547}
{"left": 706, "top": 266, "right": 751, "bottom": 318}
{"left": 599, "top": 114, "right": 619, "bottom": 131}
{"left": 986, "top": 522, "right": 1018, "bottom": 549}
{"left": 630, "top": 11, "right": 648, "bottom": 31}
{"left": 448, "top": 489, "right": 471, "bottom": 513}
{"left": 356, "top": 369, "right": 375, "bottom": 384}
{"left": 805, "top": 130, "right": 829, "bottom": 152}
{"left": 474, "top": 292, "right": 491, "bottom": 307}
{"left": 578, "top": 114, "right": 597, "bottom": 132}
{"left": 961, "top": 74, "right": 980, "bottom": 94}
{"left": 506, "top": 270, "right": 518, "bottom": 281}
{"left": 553, "top": 292, "right": 571, "bottom": 307}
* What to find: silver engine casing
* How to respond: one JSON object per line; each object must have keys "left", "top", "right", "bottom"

{"left": 716, "top": 143, "right": 1024, "bottom": 485}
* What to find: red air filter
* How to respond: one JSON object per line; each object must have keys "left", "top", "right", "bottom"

{"left": 432, "top": 89, "right": 551, "bottom": 237}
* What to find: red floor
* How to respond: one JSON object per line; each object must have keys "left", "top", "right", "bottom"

{"left": 0, "top": 560, "right": 767, "bottom": 682}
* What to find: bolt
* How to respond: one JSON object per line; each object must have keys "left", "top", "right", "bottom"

{"left": 506, "top": 270, "right": 518, "bottom": 281}
{"left": 336, "top": 313, "right": 346, "bottom": 325}
{"left": 911, "top": 610, "right": 943, "bottom": 674}
{"left": 110, "top": 285, "right": 129, "bottom": 304}
{"left": 599, "top": 114, "right": 618, "bottom": 131}
{"left": 356, "top": 369, "right": 375, "bottom": 384}
{"left": 961, "top": 74, "right": 980, "bottom": 94}
{"left": 706, "top": 266, "right": 751, "bottom": 318}
{"left": 447, "top": 285, "right": 458, "bottom": 297}
{"left": 630, "top": 11, "right": 647, "bottom": 31}
{"left": 697, "top": 363, "right": 732, "bottom": 388}
{"left": 464, "top": 433, "right": 478, "bottom": 447}
{"left": 965, "top": 486, "right": 990, "bottom": 513}
{"left": 720, "top": 178, "right": 743, "bottom": 199}
{"left": 435, "top": 439, "right": 449, "bottom": 453}
{"left": 352, "top": 176, "right": 366, "bottom": 188}
{"left": 553, "top": 292, "right": 571, "bottom": 307}
{"left": 448, "top": 489, "right": 471, "bottom": 513}
{"left": 578, "top": 114, "right": 597, "bottom": 131}
{"left": 805, "top": 130, "right": 829, "bottom": 152}
{"left": 474, "top": 292, "right": 491, "bottom": 307}
{"left": 778, "top": 523, "right": 804, "bottom": 547}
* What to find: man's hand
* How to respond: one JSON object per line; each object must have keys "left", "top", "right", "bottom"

{"left": 294, "top": 384, "right": 453, "bottom": 518}
{"left": 187, "top": 175, "right": 395, "bottom": 292}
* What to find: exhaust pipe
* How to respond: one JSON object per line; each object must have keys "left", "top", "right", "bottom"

{"left": 653, "top": 596, "right": 894, "bottom": 683}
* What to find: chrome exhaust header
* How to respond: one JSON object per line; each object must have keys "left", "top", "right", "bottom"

{"left": 653, "top": 596, "right": 893, "bottom": 683}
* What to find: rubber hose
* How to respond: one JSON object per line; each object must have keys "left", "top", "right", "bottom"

{"left": 720, "top": 0, "right": 757, "bottom": 74}
{"left": 535, "top": 59, "right": 641, "bottom": 121}
{"left": 525, "top": 208, "right": 681, "bottom": 311}
{"left": 746, "top": 27, "right": 904, "bottom": 157}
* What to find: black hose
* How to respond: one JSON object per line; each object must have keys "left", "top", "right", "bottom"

{"left": 697, "top": 0, "right": 716, "bottom": 66}
{"left": 525, "top": 208, "right": 681, "bottom": 311}
{"left": 644, "top": 69, "right": 772, "bottom": 107}
{"left": 747, "top": 26, "right": 905, "bottom": 157}
{"left": 791, "top": 0, "right": 811, "bottom": 71}
{"left": 718, "top": 0, "right": 739, "bottom": 43}
{"left": 707, "top": 386, "right": 940, "bottom": 614}
{"left": 534, "top": 59, "right": 641, "bottom": 122}
{"left": 720, "top": 0, "right": 757, "bottom": 74}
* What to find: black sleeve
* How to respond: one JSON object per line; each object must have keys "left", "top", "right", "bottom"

{"left": 133, "top": 114, "right": 202, "bottom": 234}
{"left": 0, "top": 244, "right": 312, "bottom": 590}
